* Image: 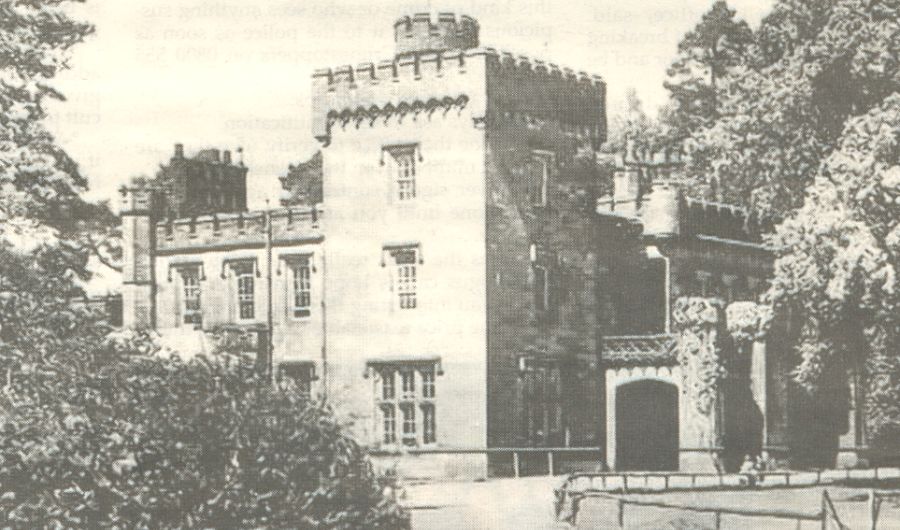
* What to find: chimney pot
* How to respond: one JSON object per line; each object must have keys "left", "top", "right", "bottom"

{"left": 223, "top": 150, "right": 232, "bottom": 164}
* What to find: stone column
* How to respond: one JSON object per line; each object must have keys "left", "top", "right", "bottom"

{"left": 673, "top": 297, "right": 726, "bottom": 472}
{"left": 837, "top": 367, "right": 868, "bottom": 469}
{"left": 726, "top": 302, "right": 786, "bottom": 467}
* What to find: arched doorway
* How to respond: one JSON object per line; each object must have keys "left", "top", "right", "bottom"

{"left": 615, "top": 380, "right": 679, "bottom": 471}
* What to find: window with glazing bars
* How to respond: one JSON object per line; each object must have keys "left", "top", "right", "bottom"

{"left": 400, "top": 369, "right": 416, "bottom": 400}
{"left": 421, "top": 404, "right": 436, "bottom": 444}
{"left": 389, "top": 146, "right": 417, "bottom": 201}
{"left": 393, "top": 249, "right": 417, "bottom": 309}
{"left": 375, "top": 364, "right": 438, "bottom": 447}
{"left": 381, "top": 404, "right": 396, "bottom": 444}
{"left": 421, "top": 367, "right": 435, "bottom": 398}
{"left": 292, "top": 261, "right": 312, "bottom": 318}
{"left": 180, "top": 266, "right": 202, "bottom": 327}
{"left": 400, "top": 404, "right": 416, "bottom": 446}
{"left": 232, "top": 262, "right": 255, "bottom": 320}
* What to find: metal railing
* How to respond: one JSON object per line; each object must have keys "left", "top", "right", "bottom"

{"left": 556, "top": 489, "right": 845, "bottom": 529}
{"left": 369, "top": 446, "right": 602, "bottom": 478}
{"left": 555, "top": 468, "right": 900, "bottom": 527}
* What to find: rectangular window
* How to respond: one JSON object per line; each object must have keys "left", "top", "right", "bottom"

{"left": 372, "top": 362, "right": 439, "bottom": 447}
{"left": 180, "top": 266, "right": 202, "bottom": 327}
{"left": 381, "top": 405, "right": 396, "bottom": 444}
{"left": 401, "top": 404, "right": 416, "bottom": 446}
{"left": 392, "top": 248, "right": 418, "bottom": 310}
{"left": 401, "top": 370, "right": 416, "bottom": 400}
{"left": 238, "top": 273, "right": 255, "bottom": 320}
{"left": 534, "top": 265, "right": 549, "bottom": 313}
{"left": 382, "top": 370, "right": 395, "bottom": 400}
{"left": 421, "top": 404, "right": 436, "bottom": 444}
{"left": 421, "top": 368, "right": 435, "bottom": 399}
{"left": 520, "top": 360, "right": 566, "bottom": 444}
{"left": 387, "top": 146, "right": 417, "bottom": 201}
{"left": 230, "top": 261, "right": 256, "bottom": 321}
{"left": 292, "top": 261, "right": 312, "bottom": 318}
{"left": 529, "top": 151, "right": 553, "bottom": 207}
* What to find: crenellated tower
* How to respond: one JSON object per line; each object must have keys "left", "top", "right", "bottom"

{"left": 313, "top": 12, "right": 607, "bottom": 478}
{"left": 393, "top": 13, "right": 479, "bottom": 57}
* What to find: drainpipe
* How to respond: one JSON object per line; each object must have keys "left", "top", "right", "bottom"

{"left": 320, "top": 247, "right": 328, "bottom": 401}
{"left": 265, "top": 200, "right": 274, "bottom": 384}
{"left": 646, "top": 245, "right": 671, "bottom": 333}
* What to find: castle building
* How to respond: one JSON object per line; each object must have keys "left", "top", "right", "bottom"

{"left": 121, "top": 13, "right": 867, "bottom": 479}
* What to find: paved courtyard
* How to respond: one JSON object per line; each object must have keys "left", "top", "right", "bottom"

{"left": 404, "top": 477, "right": 900, "bottom": 529}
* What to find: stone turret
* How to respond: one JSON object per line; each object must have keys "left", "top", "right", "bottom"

{"left": 119, "top": 179, "right": 157, "bottom": 329}
{"left": 394, "top": 12, "right": 479, "bottom": 58}
{"left": 599, "top": 140, "right": 684, "bottom": 238}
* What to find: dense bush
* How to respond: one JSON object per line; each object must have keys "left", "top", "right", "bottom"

{"left": 0, "top": 340, "right": 407, "bottom": 529}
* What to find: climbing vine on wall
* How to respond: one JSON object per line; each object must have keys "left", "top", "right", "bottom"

{"left": 725, "top": 301, "right": 773, "bottom": 346}
{"left": 673, "top": 297, "right": 727, "bottom": 415}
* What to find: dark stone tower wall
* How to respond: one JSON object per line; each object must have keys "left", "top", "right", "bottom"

{"left": 482, "top": 53, "right": 606, "bottom": 471}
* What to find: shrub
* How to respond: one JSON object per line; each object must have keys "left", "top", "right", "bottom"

{"left": 0, "top": 346, "right": 407, "bottom": 528}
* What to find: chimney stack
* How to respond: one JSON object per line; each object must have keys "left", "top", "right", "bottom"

{"left": 223, "top": 150, "right": 232, "bottom": 165}
{"left": 174, "top": 143, "right": 184, "bottom": 158}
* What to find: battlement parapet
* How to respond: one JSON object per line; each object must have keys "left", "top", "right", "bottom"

{"left": 394, "top": 12, "right": 479, "bottom": 57}
{"left": 484, "top": 48, "right": 606, "bottom": 144}
{"left": 312, "top": 47, "right": 606, "bottom": 142}
{"left": 680, "top": 197, "right": 768, "bottom": 244}
{"left": 155, "top": 206, "right": 324, "bottom": 254}
{"left": 119, "top": 177, "right": 161, "bottom": 215}
{"left": 312, "top": 47, "right": 603, "bottom": 96}
{"left": 313, "top": 48, "right": 479, "bottom": 93}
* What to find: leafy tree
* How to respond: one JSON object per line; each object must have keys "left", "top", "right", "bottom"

{"left": 280, "top": 151, "right": 323, "bottom": 207}
{"left": 0, "top": 0, "right": 94, "bottom": 227}
{"left": 681, "top": 0, "right": 900, "bottom": 214}
{"left": 766, "top": 94, "right": 900, "bottom": 447}
{"left": 753, "top": 0, "right": 836, "bottom": 68}
{"left": 662, "top": 1, "right": 753, "bottom": 144}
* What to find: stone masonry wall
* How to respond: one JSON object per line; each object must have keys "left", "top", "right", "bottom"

{"left": 484, "top": 53, "right": 606, "bottom": 458}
